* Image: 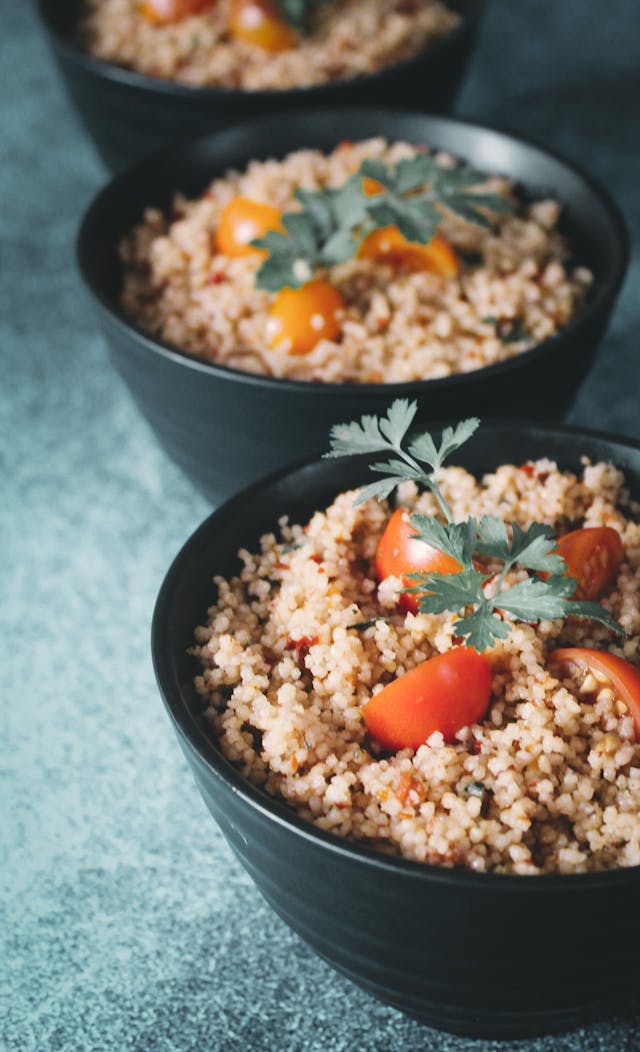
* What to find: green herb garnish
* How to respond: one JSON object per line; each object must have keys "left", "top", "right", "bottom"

{"left": 276, "top": 0, "right": 327, "bottom": 28}
{"left": 325, "top": 400, "right": 625, "bottom": 651}
{"left": 252, "top": 154, "right": 513, "bottom": 292}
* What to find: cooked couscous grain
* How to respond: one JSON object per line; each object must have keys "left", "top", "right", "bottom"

{"left": 193, "top": 460, "right": 640, "bottom": 874}
{"left": 80, "top": 0, "right": 459, "bottom": 90}
{"left": 120, "top": 139, "right": 592, "bottom": 384}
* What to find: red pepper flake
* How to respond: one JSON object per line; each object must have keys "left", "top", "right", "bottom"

{"left": 520, "top": 463, "right": 535, "bottom": 478}
{"left": 309, "top": 554, "right": 321, "bottom": 563}
{"left": 207, "top": 271, "right": 227, "bottom": 286}
{"left": 285, "top": 635, "right": 319, "bottom": 670}
{"left": 395, "top": 772, "right": 427, "bottom": 807}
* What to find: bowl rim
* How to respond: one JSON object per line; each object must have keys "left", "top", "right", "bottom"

{"left": 37, "top": 0, "right": 478, "bottom": 101}
{"left": 77, "top": 107, "right": 630, "bottom": 398}
{"left": 152, "top": 419, "right": 640, "bottom": 891}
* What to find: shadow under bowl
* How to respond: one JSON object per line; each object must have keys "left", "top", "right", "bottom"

{"left": 77, "top": 109, "right": 629, "bottom": 504}
{"left": 152, "top": 421, "right": 640, "bottom": 1038}
{"left": 38, "top": 0, "right": 483, "bottom": 171}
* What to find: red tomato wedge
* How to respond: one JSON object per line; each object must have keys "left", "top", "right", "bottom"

{"left": 555, "top": 527, "right": 622, "bottom": 600}
{"left": 549, "top": 648, "right": 640, "bottom": 738}
{"left": 376, "top": 508, "right": 462, "bottom": 614}
{"left": 139, "top": 0, "right": 214, "bottom": 24}
{"left": 362, "top": 648, "right": 492, "bottom": 751}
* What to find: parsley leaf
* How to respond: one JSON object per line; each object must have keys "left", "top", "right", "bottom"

{"left": 454, "top": 603, "right": 512, "bottom": 651}
{"left": 276, "top": 0, "right": 326, "bottom": 28}
{"left": 253, "top": 153, "right": 514, "bottom": 291}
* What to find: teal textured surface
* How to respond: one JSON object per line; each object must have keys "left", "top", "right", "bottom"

{"left": 3, "top": 2, "right": 639, "bottom": 1050}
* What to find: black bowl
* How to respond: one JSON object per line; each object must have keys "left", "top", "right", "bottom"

{"left": 152, "top": 422, "right": 640, "bottom": 1038}
{"left": 77, "top": 109, "right": 629, "bottom": 504}
{"left": 38, "top": 0, "right": 483, "bottom": 171}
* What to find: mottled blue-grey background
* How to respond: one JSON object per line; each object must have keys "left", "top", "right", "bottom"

{"left": 3, "top": 2, "right": 639, "bottom": 1050}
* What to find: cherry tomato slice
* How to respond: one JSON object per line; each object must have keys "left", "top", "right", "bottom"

{"left": 376, "top": 508, "right": 462, "bottom": 614}
{"left": 555, "top": 527, "right": 622, "bottom": 600}
{"left": 362, "top": 175, "right": 386, "bottom": 196}
{"left": 549, "top": 648, "right": 640, "bottom": 738}
{"left": 363, "top": 648, "right": 492, "bottom": 751}
{"left": 266, "top": 280, "right": 345, "bottom": 355}
{"left": 228, "top": 0, "right": 296, "bottom": 52}
{"left": 358, "top": 225, "right": 459, "bottom": 278}
{"left": 215, "top": 197, "right": 283, "bottom": 259}
{"left": 139, "top": 0, "right": 214, "bottom": 25}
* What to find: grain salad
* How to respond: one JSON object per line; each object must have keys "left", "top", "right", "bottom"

{"left": 193, "top": 455, "right": 640, "bottom": 875}
{"left": 120, "top": 138, "right": 593, "bottom": 384}
{"left": 79, "top": 0, "right": 459, "bottom": 90}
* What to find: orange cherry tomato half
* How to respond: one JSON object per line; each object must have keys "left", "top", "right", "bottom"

{"left": 139, "top": 0, "right": 214, "bottom": 25}
{"left": 376, "top": 508, "right": 462, "bottom": 614}
{"left": 549, "top": 648, "right": 640, "bottom": 738}
{"left": 555, "top": 526, "right": 623, "bottom": 600}
{"left": 362, "top": 175, "right": 386, "bottom": 197}
{"left": 358, "top": 226, "right": 459, "bottom": 278}
{"left": 228, "top": 0, "right": 296, "bottom": 52}
{"left": 214, "top": 197, "right": 283, "bottom": 259}
{"left": 363, "top": 648, "right": 492, "bottom": 751}
{"left": 267, "top": 279, "right": 345, "bottom": 355}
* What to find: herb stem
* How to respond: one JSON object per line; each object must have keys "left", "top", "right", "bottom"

{"left": 393, "top": 445, "right": 454, "bottom": 523}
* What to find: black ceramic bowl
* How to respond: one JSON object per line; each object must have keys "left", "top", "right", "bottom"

{"left": 77, "top": 109, "right": 629, "bottom": 503}
{"left": 152, "top": 422, "right": 640, "bottom": 1038}
{"left": 38, "top": 0, "right": 483, "bottom": 171}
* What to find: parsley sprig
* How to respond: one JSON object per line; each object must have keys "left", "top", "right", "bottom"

{"left": 276, "top": 0, "right": 327, "bottom": 28}
{"left": 252, "top": 153, "right": 513, "bottom": 292}
{"left": 326, "top": 400, "right": 624, "bottom": 650}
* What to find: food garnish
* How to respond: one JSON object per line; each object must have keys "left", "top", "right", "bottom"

{"left": 251, "top": 153, "right": 513, "bottom": 291}
{"left": 326, "top": 399, "right": 624, "bottom": 650}
{"left": 375, "top": 507, "right": 463, "bottom": 614}
{"left": 214, "top": 197, "right": 283, "bottom": 258}
{"left": 549, "top": 649, "right": 640, "bottom": 737}
{"left": 553, "top": 526, "right": 623, "bottom": 600}
{"left": 266, "top": 279, "right": 345, "bottom": 354}
{"left": 228, "top": 0, "right": 297, "bottom": 51}
{"left": 362, "top": 647, "right": 492, "bottom": 750}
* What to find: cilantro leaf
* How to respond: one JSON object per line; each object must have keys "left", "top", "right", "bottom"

{"left": 494, "top": 574, "right": 575, "bottom": 622}
{"left": 476, "top": 519, "right": 565, "bottom": 574}
{"left": 369, "top": 459, "right": 423, "bottom": 482}
{"left": 454, "top": 604, "right": 512, "bottom": 650}
{"left": 407, "top": 568, "right": 486, "bottom": 613}
{"left": 276, "top": 0, "right": 325, "bottom": 28}
{"left": 408, "top": 417, "right": 479, "bottom": 469}
{"left": 254, "top": 151, "right": 514, "bottom": 291}
{"left": 324, "top": 400, "right": 624, "bottom": 651}
{"left": 353, "top": 478, "right": 407, "bottom": 506}
{"left": 325, "top": 413, "right": 388, "bottom": 457}
{"left": 564, "top": 600, "right": 625, "bottom": 635}
{"left": 378, "top": 398, "right": 416, "bottom": 447}
{"left": 408, "top": 515, "right": 478, "bottom": 567}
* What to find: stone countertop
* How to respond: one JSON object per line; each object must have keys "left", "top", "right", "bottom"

{"left": 3, "top": 2, "right": 639, "bottom": 1050}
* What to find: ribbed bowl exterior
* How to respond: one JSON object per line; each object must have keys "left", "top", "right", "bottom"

{"left": 152, "top": 428, "right": 640, "bottom": 1038}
